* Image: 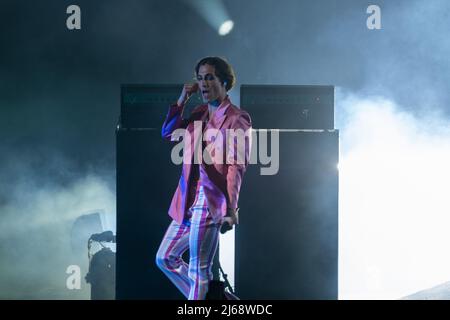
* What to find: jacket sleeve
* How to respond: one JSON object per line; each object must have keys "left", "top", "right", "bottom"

{"left": 161, "top": 103, "right": 189, "bottom": 141}
{"left": 226, "top": 111, "right": 252, "bottom": 210}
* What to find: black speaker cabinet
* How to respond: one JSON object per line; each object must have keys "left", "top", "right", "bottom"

{"left": 241, "top": 85, "right": 334, "bottom": 130}
{"left": 236, "top": 129, "right": 339, "bottom": 299}
{"left": 121, "top": 84, "right": 202, "bottom": 129}
{"left": 116, "top": 128, "right": 185, "bottom": 299}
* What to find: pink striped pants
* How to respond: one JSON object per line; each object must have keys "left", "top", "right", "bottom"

{"left": 156, "top": 184, "right": 220, "bottom": 300}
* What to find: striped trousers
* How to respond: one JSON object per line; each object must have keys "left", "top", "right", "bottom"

{"left": 156, "top": 183, "right": 220, "bottom": 300}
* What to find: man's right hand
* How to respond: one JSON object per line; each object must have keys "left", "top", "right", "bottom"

{"left": 177, "top": 83, "right": 199, "bottom": 106}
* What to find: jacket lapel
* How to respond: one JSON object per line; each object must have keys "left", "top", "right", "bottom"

{"left": 206, "top": 97, "right": 231, "bottom": 131}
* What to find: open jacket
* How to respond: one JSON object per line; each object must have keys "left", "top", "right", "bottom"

{"left": 161, "top": 96, "right": 252, "bottom": 224}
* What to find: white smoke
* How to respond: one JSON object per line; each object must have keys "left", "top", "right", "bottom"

{"left": 0, "top": 165, "right": 115, "bottom": 299}
{"left": 337, "top": 89, "right": 450, "bottom": 299}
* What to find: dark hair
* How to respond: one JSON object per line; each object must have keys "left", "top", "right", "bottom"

{"left": 195, "top": 56, "right": 236, "bottom": 91}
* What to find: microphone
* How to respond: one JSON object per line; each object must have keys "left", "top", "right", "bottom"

{"left": 220, "top": 208, "right": 239, "bottom": 234}
{"left": 220, "top": 221, "right": 233, "bottom": 234}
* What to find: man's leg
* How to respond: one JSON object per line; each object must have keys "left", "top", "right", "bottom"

{"left": 156, "top": 220, "right": 191, "bottom": 298}
{"left": 188, "top": 205, "right": 220, "bottom": 300}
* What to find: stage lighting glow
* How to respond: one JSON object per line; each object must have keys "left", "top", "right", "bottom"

{"left": 218, "top": 20, "right": 234, "bottom": 36}
{"left": 184, "top": 0, "right": 234, "bottom": 37}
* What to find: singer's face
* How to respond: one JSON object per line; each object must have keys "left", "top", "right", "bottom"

{"left": 196, "top": 64, "right": 226, "bottom": 103}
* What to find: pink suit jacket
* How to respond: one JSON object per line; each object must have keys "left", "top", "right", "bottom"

{"left": 161, "top": 96, "right": 252, "bottom": 224}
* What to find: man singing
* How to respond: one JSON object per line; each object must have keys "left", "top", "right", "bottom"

{"left": 156, "top": 56, "right": 252, "bottom": 300}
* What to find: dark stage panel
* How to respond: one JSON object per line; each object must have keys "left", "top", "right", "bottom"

{"left": 116, "top": 128, "right": 185, "bottom": 299}
{"left": 236, "top": 129, "right": 339, "bottom": 299}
